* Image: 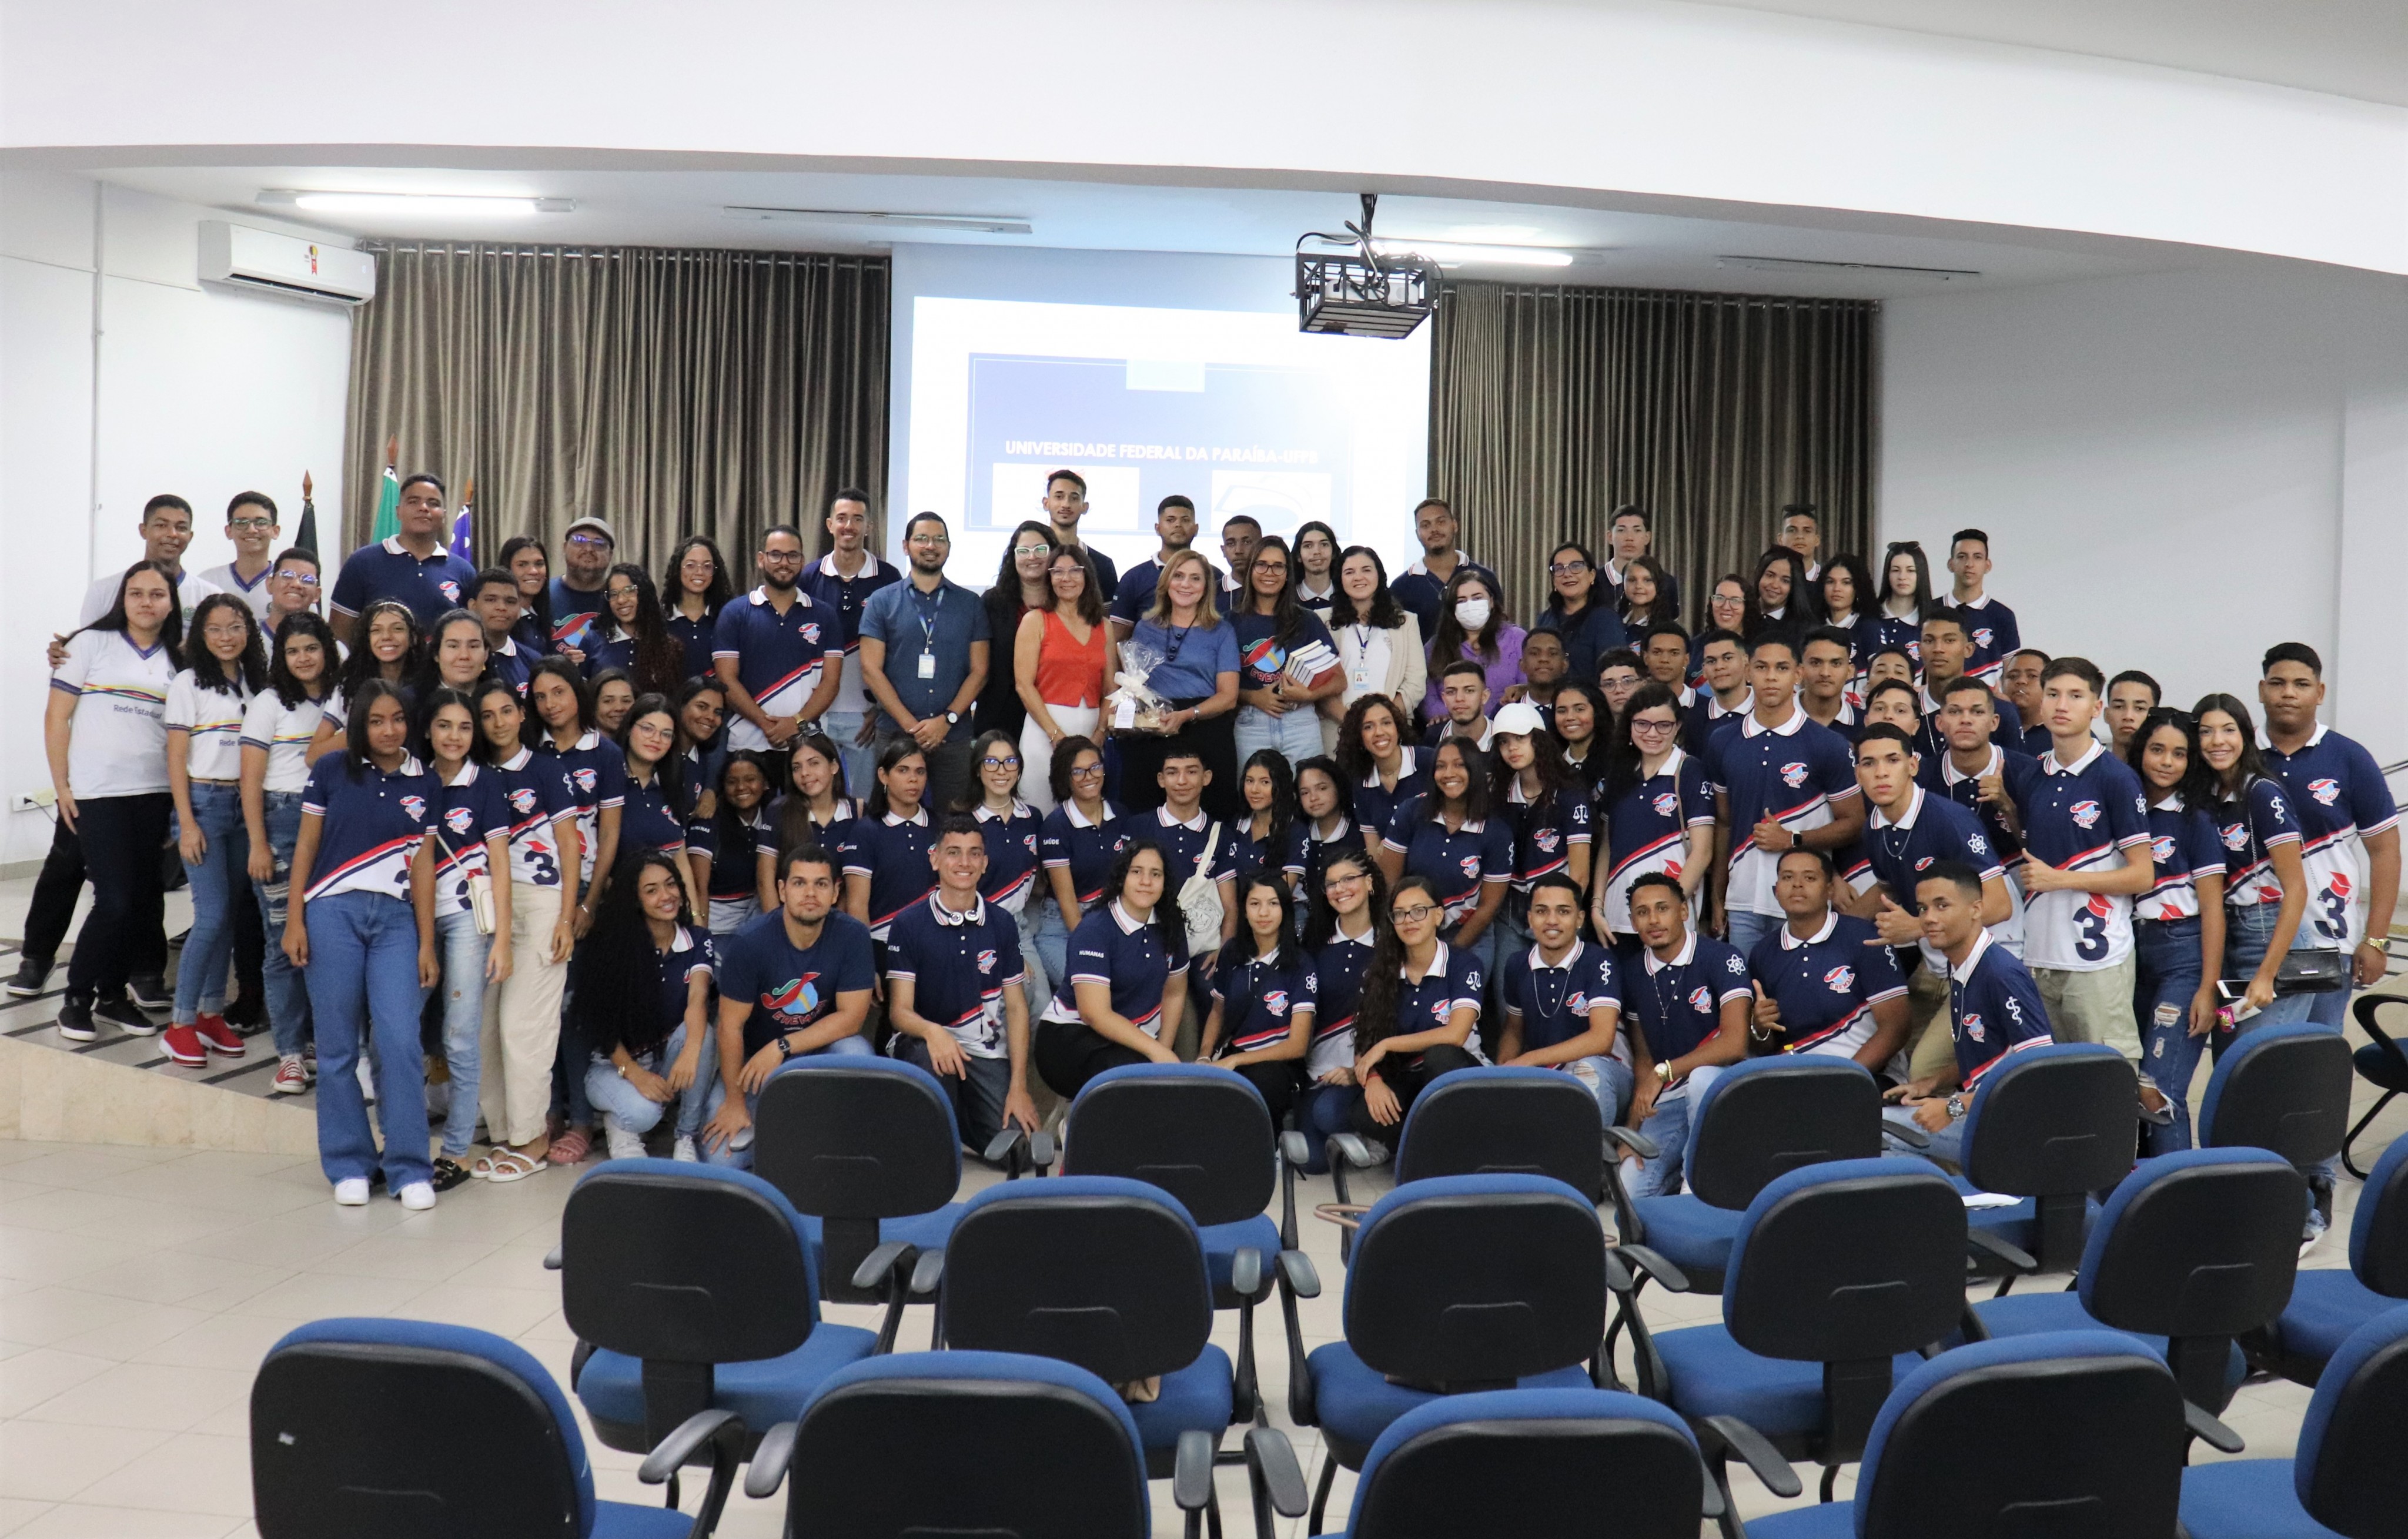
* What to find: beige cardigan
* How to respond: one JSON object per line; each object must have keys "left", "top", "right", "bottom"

{"left": 1320, "top": 610, "right": 1427, "bottom": 750}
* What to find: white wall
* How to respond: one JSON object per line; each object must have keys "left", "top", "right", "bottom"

{"left": 0, "top": 172, "right": 354, "bottom": 864}
{"left": 1881, "top": 262, "right": 2408, "bottom": 761}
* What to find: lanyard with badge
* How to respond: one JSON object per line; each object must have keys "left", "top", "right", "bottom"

{"left": 914, "top": 586, "right": 943, "bottom": 680}
{"left": 1350, "top": 623, "right": 1373, "bottom": 688}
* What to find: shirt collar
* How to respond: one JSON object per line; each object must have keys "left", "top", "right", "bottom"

{"left": 2042, "top": 740, "right": 2105, "bottom": 776}
{"left": 928, "top": 890, "right": 989, "bottom": 926}
{"left": 1740, "top": 704, "right": 1804, "bottom": 738}
{"left": 665, "top": 925, "right": 698, "bottom": 954}
{"left": 1402, "top": 554, "right": 1474, "bottom": 579}
{"left": 974, "top": 799, "right": 1033, "bottom": 824}
{"left": 1708, "top": 689, "right": 1753, "bottom": 720}
{"left": 1644, "top": 932, "right": 1699, "bottom": 974}
{"left": 2150, "top": 791, "right": 2187, "bottom": 811}
{"left": 380, "top": 536, "right": 406, "bottom": 556}
{"left": 498, "top": 746, "right": 533, "bottom": 771}
{"left": 1956, "top": 926, "right": 1998, "bottom": 978}
{"left": 1309, "top": 815, "right": 1356, "bottom": 844}
{"left": 1958, "top": 593, "right": 1993, "bottom": 610}
{"left": 1110, "top": 899, "right": 1148, "bottom": 934}
{"left": 492, "top": 635, "right": 519, "bottom": 658}
{"left": 1528, "top": 938, "right": 1584, "bottom": 973}
{"left": 1296, "top": 578, "right": 1335, "bottom": 600}
{"left": 1065, "top": 799, "right": 1111, "bottom": 829}
{"left": 882, "top": 805, "right": 930, "bottom": 828}
{"left": 2259, "top": 722, "right": 2330, "bottom": 752}
{"left": 1402, "top": 938, "right": 1454, "bottom": 981}
{"left": 1780, "top": 909, "right": 1841, "bottom": 948}
{"left": 442, "top": 760, "right": 481, "bottom": 787}
{"left": 1156, "top": 804, "right": 1208, "bottom": 833}
{"left": 1940, "top": 745, "right": 2001, "bottom": 787}
{"left": 1869, "top": 784, "right": 1926, "bottom": 831}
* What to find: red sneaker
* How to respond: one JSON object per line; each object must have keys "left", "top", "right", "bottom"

{"left": 192, "top": 1015, "right": 245, "bottom": 1056}
{"left": 161, "top": 1025, "right": 208, "bottom": 1067}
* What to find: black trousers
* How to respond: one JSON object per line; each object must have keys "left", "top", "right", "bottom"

{"left": 1034, "top": 1018, "right": 1151, "bottom": 1100}
{"left": 1221, "top": 1056, "right": 1300, "bottom": 1126}
{"left": 1347, "top": 1043, "right": 1482, "bottom": 1147}
{"left": 1113, "top": 707, "right": 1240, "bottom": 824}
{"left": 65, "top": 794, "right": 172, "bottom": 1002}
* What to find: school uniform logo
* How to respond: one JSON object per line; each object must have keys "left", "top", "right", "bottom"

{"left": 2221, "top": 821, "right": 2248, "bottom": 852}
{"left": 509, "top": 787, "right": 539, "bottom": 814}
{"left": 2069, "top": 799, "right": 2102, "bottom": 831}
{"left": 2269, "top": 794, "right": 2289, "bottom": 822}
{"left": 1824, "top": 965, "right": 1855, "bottom": 993}
{"left": 976, "top": 949, "right": 997, "bottom": 973}
{"left": 1964, "top": 1012, "right": 1986, "bottom": 1042}
{"left": 1968, "top": 834, "right": 1989, "bottom": 856}
{"left": 1725, "top": 953, "right": 1747, "bottom": 975}
{"left": 1652, "top": 791, "right": 1679, "bottom": 818}
{"left": 444, "top": 807, "right": 476, "bottom": 836}
{"left": 1688, "top": 986, "right": 1713, "bottom": 1012}
{"left": 1241, "top": 638, "right": 1290, "bottom": 680}
{"left": 438, "top": 580, "right": 461, "bottom": 604}
{"left": 2003, "top": 996, "right": 2025, "bottom": 1026}
{"left": 1022, "top": 832, "right": 1039, "bottom": 854}
{"left": 2309, "top": 777, "right": 2343, "bottom": 807}
{"left": 1972, "top": 627, "right": 1995, "bottom": 651}
{"left": 1459, "top": 855, "right": 1481, "bottom": 879}
{"left": 1914, "top": 855, "right": 1934, "bottom": 870}
{"left": 399, "top": 795, "right": 428, "bottom": 822}
{"left": 1262, "top": 989, "right": 1290, "bottom": 1016}
{"left": 2152, "top": 836, "right": 2177, "bottom": 864}
{"left": 801, "top": 622, "right": 822, "bottom": 645}
{"left": 1534, "top": 827, "right": 1561, "bottom": 853}
{"left": 1780, "top": 761, "right": 1810, "bottom": 789}
{"left": 573, "top": 767, "right": 599, "bottom": 794}
{"left": 762, "top": 974, "right": 823, "bottom": 1023}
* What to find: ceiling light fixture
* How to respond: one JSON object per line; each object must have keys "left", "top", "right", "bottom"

{"left": 258, "top": 190, "right": 570, "bottom": 217}
{"left": 723, "top": 206, "right": 1034, "bottom": 235}
{"left": 1717, "top": 255, "right": 1978, "bottom": 280}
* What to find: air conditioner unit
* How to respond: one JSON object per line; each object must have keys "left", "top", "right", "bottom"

{"left": 198, "top": 221, "right": 377, "bottom": 306}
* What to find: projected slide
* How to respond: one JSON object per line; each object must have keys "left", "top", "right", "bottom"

{"left": 905, "top": 296, "right": 1430, "bottom": 588}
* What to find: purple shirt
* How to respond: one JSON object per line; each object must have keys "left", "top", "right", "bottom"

{"left": 1423, "top": 625, "right": 1527, "bottom": 721}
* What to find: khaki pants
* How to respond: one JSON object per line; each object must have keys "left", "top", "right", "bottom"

{"left": 479, "top": 882, "right": 567, "bottom": 1146}
{"left": 2032, "top": 952, "right": 2144, "bottom": 1070}
{"left": 1905, "top": 965, "right": 1959, "bottom": 1083}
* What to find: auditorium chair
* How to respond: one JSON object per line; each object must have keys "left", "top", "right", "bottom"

{"left": 1614, "top": 1159, "right": 1966, "bottom": 1523}
{"left": 2199, "top": 1019, "right": 2356, "bottom": 1237}
{"left": 741, "top": 1351, "right": 1260, "bottom": 1539}
{"left": 1057, "top": 1063, "right": 1322, "bottom": 1422}
{"left": 252, "top": 1317, "right": 740, "bottom": 1539}
{"left": 1289, "top": 1173, "right": 1614, "bottom": 1534}
{"left": 2179, "top": 1304, "right": 2408, "bottom": 1539}
{"left": 551, "top": 1162, "right": 879, "bottom": 1493}
{"left": 1969, "top": 1148, "right": 2305, "bottom": 1414}
{"left": 1943, "top": 1042, "right": 2137, "bottom": 1294}
{"left": 2249, "top": 1131, "right": 2408, "bottom": 1387}
{"left": 2343, "top": 995, "right": 2408, "bottom": 1179}
{"left": 1330, "top": 1387, "right": 1717, "bottom": 1539}
{"left": 1744, "top": 1333, "right": 2222, "bottom": 1539}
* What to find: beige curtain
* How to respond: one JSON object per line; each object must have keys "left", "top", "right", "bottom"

{"left": 1429, "top": 282, "right": 1875, "bottom": 630}
{"left": 345, "top": 243, "right": 888, "bottom": 573}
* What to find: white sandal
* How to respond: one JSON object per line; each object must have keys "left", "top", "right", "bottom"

{"left": 484, "top": 1149, "right": 544, "bottom": 1184}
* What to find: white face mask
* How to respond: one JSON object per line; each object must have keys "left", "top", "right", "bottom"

{"left": 1454, "top": 598, "right": 1492, "bottom": 631}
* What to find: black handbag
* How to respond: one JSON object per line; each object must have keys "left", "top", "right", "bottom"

{"left": 2224, "top": 948, "right": 2350, "bottom": 998}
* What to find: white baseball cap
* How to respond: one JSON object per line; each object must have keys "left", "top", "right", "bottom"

{"left": 1490, "top": 701, "right": 1548, "bottom": 739}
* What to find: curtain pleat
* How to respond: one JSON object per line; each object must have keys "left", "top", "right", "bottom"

{"left": 1429, "top": 282, "right": 1874, "bottom": 630}
{"left": 345, "top": 244, "right": 889, "bottom": 573}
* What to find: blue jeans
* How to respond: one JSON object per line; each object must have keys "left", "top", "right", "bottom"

{"left": 700, "top": 1032, "right": 875, "bottom": 1167}
{"left": 304, "top": 891, "right": 432, "bottom": 1189}
{"left": 1882, "top": 1105, "right": 1966, "bottom": 1167}
{"left": 173, "top": 782, "right": 249, "bottom": 1024}
{"left": 1030, "top": 896, "right": 1073, "bottom": 996}
{"left": 1298, "top": 1082, "right": 1354, "bottom": 1174}
{"left": 2134, "top": 916, "right": 2209, "bottom": 1154}
{"left": 1625, "top": 1063, "right": 1727, "bottom": 1199}
{"left": 820, "top": 709, "right": 875, "bottom": 803}
{"left": 251, "top": 791, "right": 310, "bottom": 1056}
{"left": 1564, "top": 1055, "right": 1634, "bottom": 1126}
{"left": 584, "top": 1023, "right": 716, "bottom": 1139}
{"left": 2218, "top": 904, "right": 2319, "bottom": 1036}
{"left": 1233, "top": 704, "right": 1324, "bottom": 772}
{"left": 431, "top": 908, "right": 491, "bottom": 1159}
{"left": 1725, "top": 909, "right": 1778, "bottom": 959}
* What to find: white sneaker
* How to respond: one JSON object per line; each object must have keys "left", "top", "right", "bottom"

{"left": 603, "top": 1116, "right": 645, "bottom": 1161}
{"left": 333, "top": 1178, "right": 370, "bottom": 1206}
{"left": 672, "top": 1135, "right": 699, "bottom": 1163}
{"left": 356, "top": 1059, "right": 377, "bottom": 1104}
{"left": 396, "top": 1182, "right": 436, "bottom": 1211}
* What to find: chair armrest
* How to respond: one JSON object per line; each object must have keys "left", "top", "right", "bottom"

{"left": 1246, "top": 1426, "right": 1309, "bottom": 1517}
{"left": 1328, "top": 1132, "right": 1375, "bottom": 1169}
{"left": 2185, "top": 1400, "right": 2246, "bottom": 1454}
{"left": 1700, "top": 1414, "right": 1803, "bottom": 1498}
{"left": 1280, "top": 1130, "right": 1311, "bottom": 1168}
{"left": 1603, "top": 1124, "right": 1659, "bottom": 1160}
{"left": 1277, "top": 1249, "right": 1321, "bottom": 1299}
{"left": 850, "top": 1240, "right": 918, "bottom": 1295}
{"left": 1966, "top": 1229, "right": 2038, "bottom": 1274}
{"left": 1029, "top": 1129, "right": 1056, "bottom": 1170}
{"left": 1886, "top": 1119, "right": 1932, "bottom": 1150}
{"left": 1698, "top": 1465, "right": 1727, "bottom": 1520}
{"left": 981, "top": 1126, "right": 1026, "bottom": 1169}
{"left": 742, "top": 1421, "right": 798, "bottom": 1500}
{"left": 1230, "top": 1246, "right": 1264, "bottom": 1299}
{"left": 542, "top": 1244, "right": 561, "bottom": 1271}
{"left": 638, "top": 1408, "right": 740, "bottom": 1484}
{"left": 909, "top": 1249, "right": 945, "bottom": 1297}
{"left": 1173, "top": 1429, "right": 1217, "bottom": 1511}
{"left": 1618, "top": 1243, "right": 1691, "bottom": 1294}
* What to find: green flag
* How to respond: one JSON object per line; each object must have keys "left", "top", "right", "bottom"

{"left": 369, "top": 463, "right": 400, "bottom": 543}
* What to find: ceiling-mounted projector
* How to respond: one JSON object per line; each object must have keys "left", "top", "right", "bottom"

{"left": 1295, "top": 194, "right": 1437, "bottom": 339}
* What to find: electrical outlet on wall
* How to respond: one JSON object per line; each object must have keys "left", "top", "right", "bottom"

{"left": 11, "top": 791, "right": 56, "bottom": 813}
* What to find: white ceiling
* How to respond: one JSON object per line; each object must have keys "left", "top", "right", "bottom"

{"left": 99, "top": 163, "right": 2195, "bottom": 300}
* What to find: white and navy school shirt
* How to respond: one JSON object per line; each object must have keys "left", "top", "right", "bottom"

{"left": 800, "top": 551, "right": 904, "bottom": 718}
{"left": 52, "top": 630, "right": 175, "bottom": 799}
{"left": 1045, "top": 900, "right": 1187, "bottom": 1039}
{"left": 1628, "top": 932, "right": 1751, "bottom": 1076}
{"left": 2005, "top": 742, "right": 2151, "bottom": 972}
{"left": 1309, "top": 922, "right": 1378, "bottom": 1078}
{"left": 1297, "top": 817, "right": 1363, "bottom": 921}
{"left": 1499, "top": 939, "right": 1625, "bottom": 1063}
{"left": 2260, "top": 724, "right": 2402, "bottom": 951}
{"left": 429, "top": 761, "right": 507, "bottom": 919}
{"left": 240, "top": 688, "right": 327, "bottom": 794}
{"left": 1921, "top": 744, "right": 2034, "bottom": 871}
{"left": 1955, "top": 595, "right": 2021, "bottom": 688}
{"left": 1039, "top": 800, "right": 1130, "bottom": 910}
{"left": 886, "top": 892, "right": 1026, "bottom": 1060}
{"left": 1229, "top": 814, "right": 1307, "bottom": 892}
{"left": 300, "top": 751, "right": 436, "bottom": 902}
{"left": 1503, "top": 779, "right": 1591, "bottom": 894}
{"left": 841, "top": 805, "right": 938, "bottom": 941}
{"left": 1148, "top": 805, "right": 1238, "bottom": 895}
{"left": 535, "top": 731, "right": 628, "bottom": 886}
{"left": 1209, "top": 942, "right": 1317, "bottom": 1055}
{"left": 617, "top": 762, "right": 697, "bottom": 860}
{"left": 484, "top": 747, "right": 578, "bottom": 890}
{"left": 329, "top": 537, "right": 476, "bottom": 630}
{"left": 1870, "top": 607, "right": 1921, "bottom": 666}
{"left": 1384, "top": 939, "right": 1490, "bottom": 1067}
{"left": 973, "top": 799, "right": 1045, "bottom": 915}
{"left": 1704, "top": 710, "right": 1858, "bottom": 919}
{"left": 1914, "top": 681, "right": 2025, "bottom": 762}
{"left": 621, "top": 925, "right": 714, "bottom": 1060}
{"left": 1845, "top": 784, "right": 2015, "bottom": 969}
{"left": 2136, "top": 794, "right": 2226, "bottom": 923}
{"left": 2212, "top": 776, "right": 2303, "bottom": 913}
{"left": 1382, "top": 797, "right": 1514, "bottom": 934}
{"left": 1596, "top": 748, "right": 1715, "bottom": 939}
{"left": 489, "top": 635, "right": 533, "bottom": 699}
{"left": 711, "top": 587, "right": 844, "bottom": 753}
{"left": 1947, "top": 928, "right": 2054, "bottom": 1088}
{"left": 1353, "top": 747, "right": 1433, "bottom": 848}
{"left": 1683, "top": 687, "right": 1751, "bottom": 756}
{"left": 165, "top": 669, "right": 253, "bottom": 781}
{"left": 1747, "top": 911, "right": 1906, "bottom": 1058}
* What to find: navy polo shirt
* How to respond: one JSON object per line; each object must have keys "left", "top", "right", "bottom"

{"left": 1309, "top": 925, "right": 1378, "bottom": 1076}
{"left": 329, "top": 537, "right": 479, "bottom": 630}
{"left": 1626, "top": 933, "right": 1751, "bottom": 1065}
{"left": 1296, "top": 818, "right": 1363, "bottom": 915}
{"left": 1380, "top": 939, "right": 1490, "bottom": 1065}
{"left": 1209, "top": 944, "right": 1317, "bottom": 1054}
{"left": 1912, "top": 681, "right": 2025, "bottom": 762}
{"left": 1869, "top": 609, "right": 1921, "bottom": 667}
{"left": 2211, "top": 776, "right": 2303, "bottom": 911}
{"left": 712, "top": 587, "right": 844, "bottom": 752}
{"left": 1039, "top": 801, "right": 1131, "bottom": 909}
{"left": 485, "top": 747, "right": 577, "bottom": 889}
{"left": 799, "top": 551, "right": 904, "bottom": 675}
{"left": 973, "top": 800, "right": 1045, "bottom": 914}
{"left": 1499, "top": 939, "right": 1621, "bottom": 1054}
{"left": 1920, "top": 744, "right": 2034, "bottom": 868}
{"left": 300, "top": 750, "right": 436, "bottom": 902}
{"left": 708, "top": 809, "right": 774, "bottom": 902}
{"left": 1143, "top": 805, "right": 1237, "bottom": 894}
{"left": 1845, "top": 783, "right": 2012, "bottom": 969}
{"left": 1353, "top": 748, "right": 1433, "bottom": 842}
{"left": 1746, "top": 911, "right": 1905, "bottom": 1056}
{"left": 1503, "top": 779, "right": 1591, "bottom": 892}
{"left": 2259, "top": 724, "right": 2401, "bottom": 950}
{"left": 547, "top": 577, "right": 607, "bottom": 651}
{"left": 858, "top": 577, "right": 989, "bottom": 740}
{"left": 1947, "top": 929, "right": 2053, "bottom": 1087}
{"left": 2004, "top": 742, "right": 2151, "bottom": 972}
{"left": 1704, "top": 708, "right": 1858, "bottom": 919}
{"left": 1046, "top": 901, "right": 1188, "bottom": 1039}
{"left": 715, "top": 908, "right": 877, "bottom": 1058}
{"left": 489, "top": 635, "right": 533, "bottom": 699}
{"left": 533, "top": 731, "right": 628, "bottom": 887}
{"left": 665, "top": 605, "right": 721, "bottom": 685}
{"left": 1683, "top": 688, "right": 1751, "bottom": 757}
{"left": 1532, "top": 602, "right": 1627, "bottom": 685}
{"left": 429, "top": 762, "right": 508, "bottom": 920}
{"left": 839, "top": 807, "right": 938, "bottom": 939}
{"left": 1229, "top": 815, "right": 1307, "bottom": 891}
{"left": 581, "top": 633, "right": 636, "bottom": 681}
{"left": 1595, "top": 748, "right": 1715, "bottom": 939}
{"left": 624, "top": 925, "right": 714, "bottom": 1058}
{"left": 619, "top": 765, "right": 698, "bottom": 859}
{"left": 1382, "top": 797, "right": 1514, "bottom": 932}
{"left": 1389, "top": 555, "right": 1499, "bottom": 640}
{"left": 1955, "top": 597, "right": 2021, "bottom": 687}
{"left": 2137, "top": 795, "right": 2226, "bottom": 922}
{"left": 885, "top": 892, "right": 1026, "bottom": 1060}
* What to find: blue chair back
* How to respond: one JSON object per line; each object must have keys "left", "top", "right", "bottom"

{"left": 2198, "top": 1021, "right": 2353, "bottom": 1165}
{"left": 252, "top": 1318, "right": 594, "bottom": 1539}
{"left": 1343, "top": 1387, "right": 1704, "bottom": 1539}
{"left": 939, "top": 1175, "right": 1213, "bottom": 1386}
{"left": 2297, "top": 1306, "right": 2408, "bottom": 1538}
{"left": 1063, "top": 1063, "right": 1275, "bottom": 1226}
{"left": 1686, "top": 1056, "right": 1882, "bottom": 1212}
{"left": 752, "top": 1055, "right": 964, "bottom": 1302}
{"left": 1345, "top": 1173, "right": 1607, "bottom": 1389}
{"left": 1393, "top": 1066, "right": 1607, "bottom": 1200}
{"left": 781, "top": 1351, "right": 1150, "bottom": 1539}
{"left": 1959, "top": 1042, "right": 2136, "bottom": 1196}
{"left": 1852, "top": 1333, "right": 2185, "bottom": 1538}
{"left": 2350, "top": 1132, "right": 2408, "bottom": 1298}
{"left": 1724, "top": 1158, "right": 1967, "bottom": 1366}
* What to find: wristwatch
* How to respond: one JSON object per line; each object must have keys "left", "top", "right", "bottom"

{"left": 944, "top": 710, "right": 960, "bottom": 725}
{"left": 1945, "top": 1093, "right": 1966, "bottom": 1120}
{"left": 776, "top": 1032, "right": 797, "bottom": 1061}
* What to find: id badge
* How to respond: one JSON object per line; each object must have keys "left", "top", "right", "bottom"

{"left": 1351, "top": 667, "right": 1370, "bottom": 687}
{"left": 917, "top": 650, "right": 937, "bottom": 680}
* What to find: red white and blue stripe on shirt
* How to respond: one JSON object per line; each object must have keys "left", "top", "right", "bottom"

{"left": 300, "top": 751, "right": 437, "bottom": 902}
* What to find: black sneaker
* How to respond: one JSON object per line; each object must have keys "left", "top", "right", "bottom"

{"left": 6, "top": 957, "right": 51, "bottom": 998}
{"left": 53, "top": 997, "right": 95, "bottom": 1042}
{"left": 93, "top": 996, "right": 159, "bottom": 1036}
{"left": 126, "top": 975, "right": 171, "bottom": 1012}
{"left": 223, "top": 992, "right": 265, "bottom": 1030}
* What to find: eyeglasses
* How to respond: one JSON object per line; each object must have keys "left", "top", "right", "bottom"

{"left": 1630, "top": 717, "right": 1680, "bottom": 735}
{"left": 228, "top": 517, "right": 276, "bottom": 531}
{"left": 908, "top": 533, "right": 949, "bottom": 547}
{"left": 606, "top": 587, "right": 641, "bottom": 601}
{"left": 567, "top": 533, "right": 612, "bottom": 548}
{"left": 1326, "top": 871, "right": 1368, "bottom": 889}
{"left": 759, "top": 550, "right": 804, "bottom": 564}
{"left": 1549, "top": 560, "right": 1589, "bottom": 576}
{"left": 1392, "top": 903, "right": 1440, "bottom": 926}
{"left": 679, "top": 557, "right": 717, "bottom": 572}
{"left": 1252, "top": 559, "right": 1287, "bottom": 574}
{"left": 273, "top": 570, "right": 319, "bottom": 587}
{"left": 979, "top": 756, "right": 1021, "bottom": 771}
{"left": 1069, "top": 762, "right": 1106, "bottom": 779}
{"left": 1013, "top": 543, "right": 1052, "bottom": 559}
{"left": 200, "top": 623, "right": 250, "bottom": 640}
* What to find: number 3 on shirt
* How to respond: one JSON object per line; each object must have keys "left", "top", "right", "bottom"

{"left": 2075, "top": 903, "right": 2110, "bottom": 962}
{"left": 2315, "top": 882, "right": 2350, "bottom": 943}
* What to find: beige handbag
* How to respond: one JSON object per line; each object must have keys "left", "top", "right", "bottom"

{"left": 429, "top": 824, "right": 497, "bottom": 936}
